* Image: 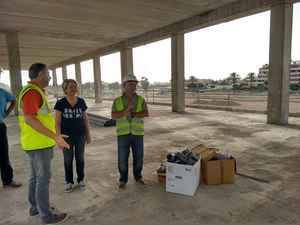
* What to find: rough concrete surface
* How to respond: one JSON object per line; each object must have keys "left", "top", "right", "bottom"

{"left": 1, "top": 104, "right": 300, "bottom": 225}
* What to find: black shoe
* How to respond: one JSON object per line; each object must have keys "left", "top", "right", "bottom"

{"left": 136, "top": 179, "right": 145, "bottom": 185}
{"left": 43, "top": 213, "right": 68, "bottom": 224}
{"left": 3, "top": 181, "right": 22, "bottom": 188}
{"left": 119, "top": 182, "right": 126, "bottom": 189}
{"left": 29, "top": 206, "right": 56, "bottom": 216}
{"left": 29, "top": 208, "right": 39, "bottom": 216}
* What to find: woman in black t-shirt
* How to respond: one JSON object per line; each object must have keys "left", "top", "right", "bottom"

{"left": 54, "top": 79, "right": 91, "bottom": 192}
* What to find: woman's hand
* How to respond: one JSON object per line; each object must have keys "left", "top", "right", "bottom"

{"left": 55, "top": 134, "right": 70, "bottom": 149}
{"left": 86, "top": 134, "right": 92, "bottom": 144}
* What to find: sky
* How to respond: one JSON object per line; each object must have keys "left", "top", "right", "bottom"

{"left": 0, "top": 3, "right": 299, "bottom": 86}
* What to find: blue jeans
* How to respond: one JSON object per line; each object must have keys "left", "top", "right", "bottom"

{"left": 63, "top": 136, "right": 85, "bottom": 184}
{"left": 26, "top": 148, "right": 53, "bottom": 222}
{"left": 117, "top": 135, "right": 144, "bottom": 183}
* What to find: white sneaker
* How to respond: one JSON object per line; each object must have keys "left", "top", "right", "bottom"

{"left": 64, "top": 183, "right": 73, "bottom": 193}
{"left": 78, "top": 181, "right": 86, "bottom": 190}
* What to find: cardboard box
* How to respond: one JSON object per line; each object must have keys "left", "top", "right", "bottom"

{"left": 192, "top": 145, "right": 218, "bottom": 160}
{"left": 166, "top": 160, "right": 201, "bottom": 196}
{"left": 201, "top": 157, "right": 236, "bottom": 185}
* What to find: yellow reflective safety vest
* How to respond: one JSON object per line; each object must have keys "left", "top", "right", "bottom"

{"left": 114, "top": 95, "right": 145, "bottom": 136}
{"left": 18, "top": 83, "right": 56, "bottom": 151}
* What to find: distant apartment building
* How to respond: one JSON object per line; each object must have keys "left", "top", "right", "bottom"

{"left": 257, "top": 61, "right": 300, "bottom": 85}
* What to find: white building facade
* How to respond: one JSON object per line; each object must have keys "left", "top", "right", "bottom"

{"left": 257, "top": 61, "right": 300, "bottom": 85}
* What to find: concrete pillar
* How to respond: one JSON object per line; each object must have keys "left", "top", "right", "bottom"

{"left": 52, "top": 68, "right": 58, "bottom": 98}
{"left": 62, "top": 65, "right": 67, "bottom": 81}
{"left": 120, "top": 47, "right": 133, "bottom": 82}
{"left": 171, "top": 33, "right": 185, "bottom": 113}
{"left": 75, "top": 62, "right": 82, "bottom": 95}
{"left": 5, "top": 32, "right": 22, "bottom": 97}
{"left": 267, "top": 0, "right": 293, "bottom": 125}
{"left": 93, "top": 56, "right": 102, "bottom": 103}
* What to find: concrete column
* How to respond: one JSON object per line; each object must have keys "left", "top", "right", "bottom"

{"left": 120, "top": 47, "right": 133, "bottom": 82}
{"left": 171, "top": 33, "right": 185, "bottom": 113}
{"left": 75, "top": 62, "right": 82, "bottom": 95}
{"left": 62, "top": 65, "right": 67, "bottom": 80}
{"left": 52, "top": 68, "right": 58, "bottom": 98}
{"left": 267, "top": 0, "right": 293, "bottom": 125}
{"left": 52, "top": 69, "right": 58, "bottom": 87}
{"left": 5, "top": 32, "right": 22, "bottom": 97}
{"left": 93, "top": 56, "right": 102, "bottom": 103}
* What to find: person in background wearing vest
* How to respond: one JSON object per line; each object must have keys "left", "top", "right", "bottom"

{"left": 0, "top": 88, "right": 22, "bottom": 188}
{"left": 54, "top": 79, "right": 91, "bottom": 193}
{"left": 111, "top": 74, "right": 149, "bottom": 189}
{"left": 18, "top": 63, "right": 70, "bottom": 224}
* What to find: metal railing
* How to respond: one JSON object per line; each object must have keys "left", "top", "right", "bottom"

{"left": 47, "top": 87, "right": 300, "bottom": 115}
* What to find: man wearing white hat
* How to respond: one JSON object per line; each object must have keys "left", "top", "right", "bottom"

{"left": 111, "top": 74, "right": 149, "bottom": 189}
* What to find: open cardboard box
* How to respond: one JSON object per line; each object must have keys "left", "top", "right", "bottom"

{"left": 192, "top": 144, "right": 236, "bottom": 185}
{"left": 201, "top": 155, "right": 236, "bottom": 185}
{"left": 192, "top": 144, "right": 218, "bottom": 161}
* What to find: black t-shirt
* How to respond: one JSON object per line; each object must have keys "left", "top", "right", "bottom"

{"left": 54, "top": 97, "right": 88, "bottom": 137}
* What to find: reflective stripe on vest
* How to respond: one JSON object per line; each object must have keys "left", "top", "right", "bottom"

{"left": 17, "top": 84, "right": 56, "bottom": 151}
{"left": 115, "top": 95, "right": 144, "bottom": 136}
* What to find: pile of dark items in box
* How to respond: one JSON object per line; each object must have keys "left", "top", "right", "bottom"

{"left": 156, "top": 147, "right": 200, "bottom": 184}
{"left": 167, "top": 148, "right": 199, "bottom": 165}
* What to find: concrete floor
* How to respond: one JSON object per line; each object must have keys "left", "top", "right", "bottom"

{"left": 1, "top": 104, "right": 300, "bottom": 225}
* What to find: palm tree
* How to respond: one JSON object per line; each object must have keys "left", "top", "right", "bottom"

{"left": 228, "top": 72, "right": 240, "bottom": 90}
{"left": 140, "top": 76, "right": 150, "bottom": 100}
{"left": 189, "top": 76, "right": 197, "bottom": 85}
{"left": 187, "top": 76, "right": 198, "bottom": 91}
{"left": 230, "top": 72, "right": 240, "bottom": 85}
{"left": 141, "top": 76, "right": 150, "bottom": 91}
{"left": 247, "top": 72, "right": 256, "bottom": 89}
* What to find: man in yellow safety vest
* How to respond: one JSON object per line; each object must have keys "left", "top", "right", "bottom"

{"left": 111, "top": 74, "right": 149, "bottom": 189}
{"left": 18, "top": 63, "right": 70, "bottom": 224}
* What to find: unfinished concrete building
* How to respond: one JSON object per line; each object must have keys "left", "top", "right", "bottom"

{"left": 1, "top": 0, "right": 298, "bottom": 124}
{"left": 0, "top": 1, "right": 299, "bottom": 225}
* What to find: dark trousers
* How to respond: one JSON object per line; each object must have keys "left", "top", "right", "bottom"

{"left": 117, "top": 134, "right": 144, "bottom": 183}
{"left": 0, "top": 123, "right": 13, "bottom": 185}
{"left": 63, "top": 136, "right": 85, "bottom": 184}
